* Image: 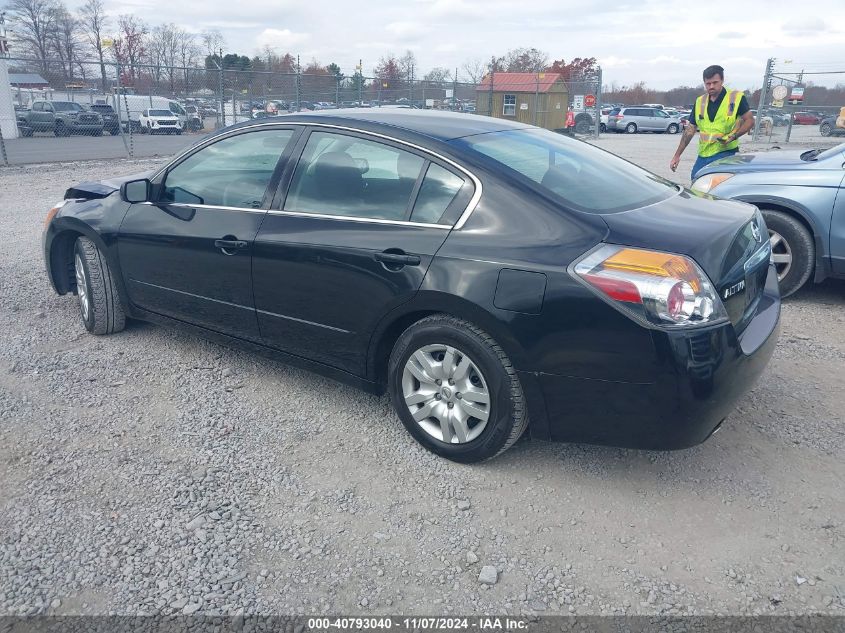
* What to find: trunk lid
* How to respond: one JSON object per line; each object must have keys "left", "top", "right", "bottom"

{"left": 598, "top": 189, "right": 771, "bottom": 332}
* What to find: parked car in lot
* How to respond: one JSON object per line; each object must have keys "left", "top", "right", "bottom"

{"left": 606, "top": 106, "right": 682, "bottom": 134}
{"left": 22, "top": 100, "right": 103, "bottom": 136}
{"left": 43, "top": 110, "right": 779, "bottom": 462}
{"left": 88, "top": 104, "right": 120, "bottom": 135}
{"left": 793, "top": 111, "right": 822, "bottom": 125}
{"left": 15, "top": 111, "right": 34, "bottom": 137}
{"left": 692, "top": 143, "right": 845, "bottom": 296}
{"left": 184, "top": 105, "right": 204, "bottom": 131}
{"left": 139, "top": 108, "right": 182, "bottom": 135}
{"left": 819, "top": 113, "right": 845, "bottom": 137}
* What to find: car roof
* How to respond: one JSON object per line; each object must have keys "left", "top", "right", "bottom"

{"left": 221, "top": 109, "right": 533, "bottom": 142}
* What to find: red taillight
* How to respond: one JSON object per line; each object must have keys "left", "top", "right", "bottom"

{"left": 583, "top": 273, "right": 641, "bottom": 304}
{"left": 614, "top": 114, "right": 624, "bottom": 119}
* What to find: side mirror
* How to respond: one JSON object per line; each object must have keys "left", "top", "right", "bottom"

{"left": 121, "top": 178, "right": 151, "bottom": 204}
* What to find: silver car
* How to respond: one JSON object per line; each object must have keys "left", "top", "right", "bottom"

{"left": 607, "top": 106, "right": 682, "bottom": 134}
{"left": 692, "top": 143, "right": 845, "bottom": 296}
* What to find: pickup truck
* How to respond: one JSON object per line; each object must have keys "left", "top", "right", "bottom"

{"left": 21, "top": 100, "right": 104, "bottom": 136}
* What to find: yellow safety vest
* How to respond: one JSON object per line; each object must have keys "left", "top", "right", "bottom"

{"left": 694, "top": 89, "right": 742, "bottom": 158}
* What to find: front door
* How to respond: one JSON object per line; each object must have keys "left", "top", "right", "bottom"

{"left": 118, "top": 127, "right": 299, "bottom": 340}
{"left": 252, "top": 128, "right": 474, "bottom": 375}
{"left": 829, "top": 167, "right": 845, "bottom": 274}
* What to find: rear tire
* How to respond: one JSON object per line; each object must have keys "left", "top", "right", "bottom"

{"left": 73, "top": 236, "right": 126, "bottom": 335}
{"left": 387, "top": 315, "right": 528, "bottom": 463}
{"left": 820, "top": 123, "right": 832, "bottom": 137}
{"left": 600, "top": 123, "right": 606, "bottom": 133}
{"left": 761, "top": 209, "right": 815, "bottom": 297}
{"left": 626, "top": 122, "right": 637, "bottom": 134}
{"left": 668, "top": 123, "right": 679, "bottom": 134}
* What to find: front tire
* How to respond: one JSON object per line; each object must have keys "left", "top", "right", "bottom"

{"left": 388, "top": 315, "right": 527, "bottom": 463}
{"left": 761, "top": 209, "right": 815, "bottom": 297}
{"left": 73, "top": 237, "right": 126, "bottom": 335}
{"left": 626, "top": 122, "right": 637, "bottom": 134}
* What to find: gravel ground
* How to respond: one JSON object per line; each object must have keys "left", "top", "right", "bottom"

{"left": 1, "top": 135, "right": 844, "bottom": 618}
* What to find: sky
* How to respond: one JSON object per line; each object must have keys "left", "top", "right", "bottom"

{"left": 91, "top": 0, "right": 845, "bottom": 90}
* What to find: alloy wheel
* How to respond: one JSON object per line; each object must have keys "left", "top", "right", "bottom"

{"left": 401, "top": 344, "right": 490, "bottom": 444}
{"left": 74, "top": 254, "right": 90, "bottom": 322}
{"left": 769, "top": 229, "right": 792, "bottom": 281}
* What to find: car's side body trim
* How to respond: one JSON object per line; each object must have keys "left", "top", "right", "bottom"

{"left": 150, "top": 121, "right": 483, "bottom": 229}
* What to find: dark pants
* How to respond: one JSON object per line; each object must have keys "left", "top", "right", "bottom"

{"left": 691, "top": 148, "right": 739, "bottom": 181}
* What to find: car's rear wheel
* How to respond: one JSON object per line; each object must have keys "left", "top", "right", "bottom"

{"left": 761, "top": 209, "right": 815, "bottom": 297}
{"left": 600, "top": 123, "right": 606, "bottom": 133}
{"left": 626, "top": 122, "right": 637, "bottom": 134}
{"left": 73, "top": 236, "right": 126, "bottom": 335}
{"left": 820, "top": 123, "right": 832, "bottom": 137}
{"left": 667, "top": 123, "right": 679, "bottom": 134}
{"left": 388, "top": 315, "right": 527, "bottom": 463}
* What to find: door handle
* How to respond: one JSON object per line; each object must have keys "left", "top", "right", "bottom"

{"left": 214, "top": 239, "right": 248, "bottom": 254}
{"left": 374, "top": 251, "right": 421, "bottom": 266}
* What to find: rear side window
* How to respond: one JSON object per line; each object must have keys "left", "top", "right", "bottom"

{"left": 456, "top": 128, "right": 677, "bottom": 214}
{"left": 411, "top": 164, "right": 465, "bottom": 224}
{"left": 33, "top": 102, "right": 43, "bottom": 112}
{"left": 284, "top": 131, "right": 425, "bottom": 221}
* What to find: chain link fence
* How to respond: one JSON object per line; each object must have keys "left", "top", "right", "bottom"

{"left": 751, "top": 58, "right": 845, "bottom": 146}
{"left": 1, "top": 56, "right": 606, "bottom": 165}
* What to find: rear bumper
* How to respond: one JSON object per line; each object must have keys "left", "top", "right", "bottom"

{"left": 533, "top": 264, "right": 781, "bottom": 450}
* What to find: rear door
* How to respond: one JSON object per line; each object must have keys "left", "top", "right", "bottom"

{"left": 118, "top": 126, "right": 300, "bottom": 340}
{"left": 252, "top": 127, "right": 475, "bottom": 375}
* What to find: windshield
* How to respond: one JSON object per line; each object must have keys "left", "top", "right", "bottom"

{"left": 453, "top": 128, "right": 677, "bottom": 214}
{"left": 53, "top": 102, "right": 83, "bottom": 112}
{"left": 148, "top": 109, "right": 173, "bottom": 116}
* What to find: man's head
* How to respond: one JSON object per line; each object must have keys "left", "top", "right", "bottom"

{"left": 703, "top": 65, "right": 725, "bottom": 96}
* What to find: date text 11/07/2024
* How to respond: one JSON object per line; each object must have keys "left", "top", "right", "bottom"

{"left": 307, "top": 617, "right": 529, "bottom": 631}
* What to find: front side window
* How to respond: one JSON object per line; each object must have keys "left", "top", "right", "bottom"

{"left": 33, "top": 102, "right": 43, "bottom": 112}
{"left": 162, "top": 129, "right": 293, "bottom": 208}
{"left": 284, "top": 131, "right": 425, "bottom": 221}
{"left": 455, "top": 128, "right": 677, "bottom": 214}
{"left": 503, "top": 94, "right": 516, "bottom": 116}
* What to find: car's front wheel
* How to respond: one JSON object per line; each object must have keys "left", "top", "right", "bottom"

{"left": 388, "top": 315, "right": 528, "bottom": 463}
{"left": 74, "top": 236, "right": 126, "bottom": 335}
{"left": 761, "top": 209, "right": 815, "bottom": 297}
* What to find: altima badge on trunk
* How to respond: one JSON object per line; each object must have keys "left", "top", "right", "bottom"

{"left": 724, "top": 280, "right": 746, "bottom": 299}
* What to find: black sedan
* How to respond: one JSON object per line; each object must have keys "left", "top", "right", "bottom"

{"left": 43, "top": 110, "right": 780, "bottom": 462}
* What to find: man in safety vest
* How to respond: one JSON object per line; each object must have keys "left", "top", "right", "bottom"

{"left": 670, "top": 65, "right": 755, "bottom": 181}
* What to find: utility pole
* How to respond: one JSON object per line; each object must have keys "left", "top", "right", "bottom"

{"left": 752, "top": 57, "right": 775, "bottom": 142}
{"left": 409, "top": 63, "right": 414, "bottom": 103}
{"left": 453, "top": 67, "right": 458, "bottom": 112}
{"left": 217, "top": 48, "right": 226, "bottom": 127}
{"left": 784, "top": 67, "right": 803, "bottom": 144}
{"left": 357, "top": 59, "right": 363, "bottom": 105}
{"left": 595, "top": 66, "right": 602, "bottom": 139}
{"left": 488, "top": 56, "right": 495, "bottom": 117}
{"left": 295, "top": 54, "right": 301, "bottom": 111}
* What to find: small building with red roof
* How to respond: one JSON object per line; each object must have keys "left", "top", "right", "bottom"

{"left": 476, "top": 72, "right": 569, "bottom": 130}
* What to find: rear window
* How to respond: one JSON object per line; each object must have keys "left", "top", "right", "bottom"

{"left": 609, "top": 108, "right": 620, "bottom": 116}
{"left": 454, "top": 128, "right": 677, "bottom": 215}
{"left": 53, "top": 102, "right": 83, "bottom": 112}
{"left": 92, "top": 105, "right": 114, "bottom": 112}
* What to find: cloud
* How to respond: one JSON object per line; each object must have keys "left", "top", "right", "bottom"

{"left": 385, "top": 22, "right": 429, "bottom": 39}
{"left": 718, "top": 31, "right": 745, "bottom": 39}
{"left": 599, "top": 56, "right": 632, "bottom": 68}
{"left": 782, "top": 18, "right": 828, "bottom": 35}
{"left": 255, "top": 29, "right": 310, "bottom": 51}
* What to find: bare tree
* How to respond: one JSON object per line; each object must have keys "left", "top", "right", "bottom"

{"left": 111, "top": 14, "right": 147, "bottom": 83}
{"left": 177, "top": 29, "right": 199, "bottom": 92}
{"left": 398, "top": 49, "right": 416, "bottom": 83}
{"left": 79, "top": 0, "right": 109, "bottom": 91}
{"left": 4, "top": 0, "right": 58, "bottom": 73}
{"left": 48, "top": 3, "right": 81, "bottom": 81}
{"left": 461, "top": 57, "right": 486, "bottom": 84}
{"left": 423, "top": 67, "right": 452, "bottom": 84}
{"left": 200, "top": 28, "right": 224, "bottom": 57}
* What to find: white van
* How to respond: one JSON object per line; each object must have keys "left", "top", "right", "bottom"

{"left": 643, "top": 103, "right": 666, "bottom": 111}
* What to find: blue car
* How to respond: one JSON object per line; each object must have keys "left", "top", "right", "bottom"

{"left": 692, "top": 143, "right": 845, "bottom": 296}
